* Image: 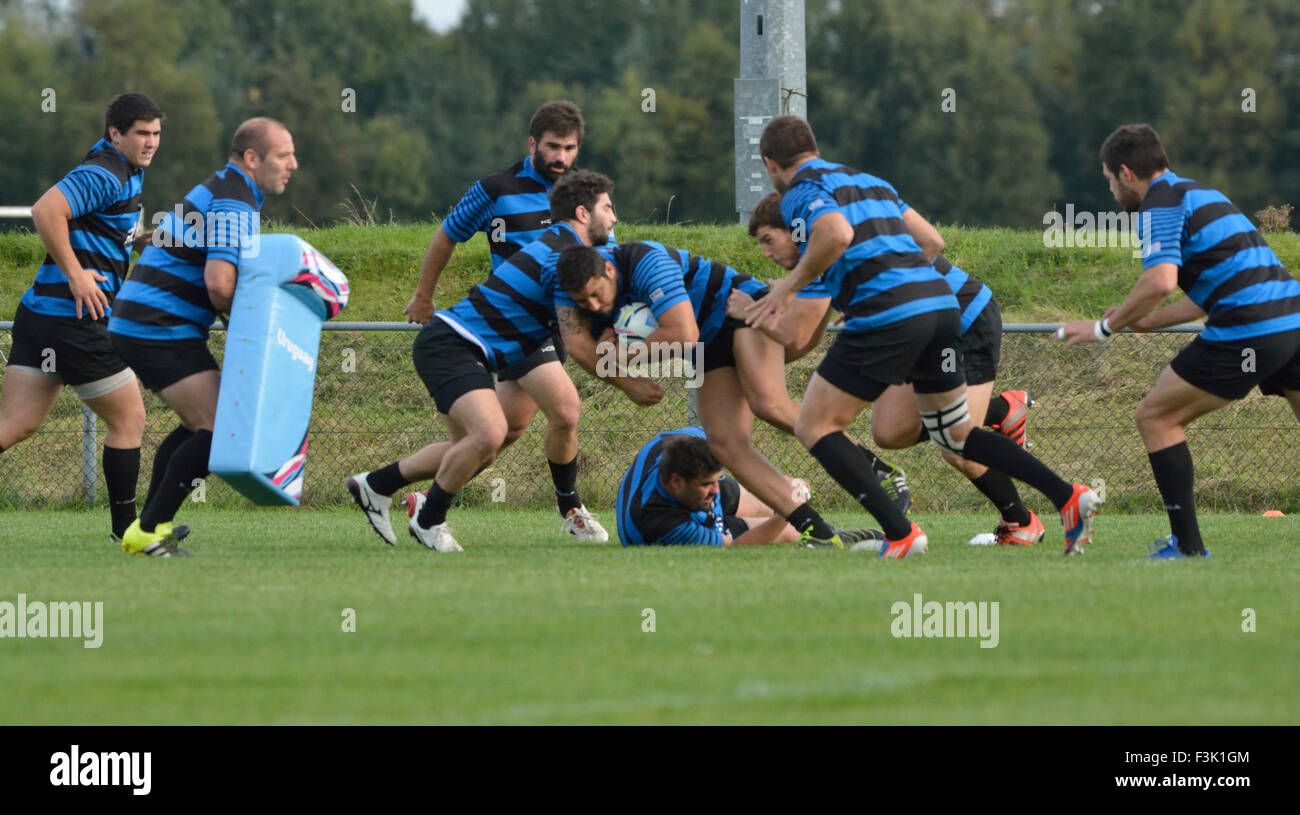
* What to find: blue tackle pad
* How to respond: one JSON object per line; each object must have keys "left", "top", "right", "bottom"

{"left": 209, "top": 235, "right": 350, "bottom": 505}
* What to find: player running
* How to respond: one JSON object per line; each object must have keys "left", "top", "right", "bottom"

{"left": 402, "top": 101, "right": 607, "bottom": 540}
{"left": 1059, "top": 123, "right": 1300, "bottom": 559}
{"left": 745, "top": 116, "right": 1101, "bottom": 557}
{"left": 348, "top": 170, "right": 626, "bottom": 552}
{"left": 0, "top": 93, "right": 161, "bottom": 545}
{"left": 745, "top": 191, "right": 1042, "bottom": 545}
{"left": 109, "top": 118, "right": 298, "bottom": 556}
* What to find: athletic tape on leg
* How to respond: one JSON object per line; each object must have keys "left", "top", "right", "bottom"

{"left": 921, "top": 395, "right": 970, "bottom": 455}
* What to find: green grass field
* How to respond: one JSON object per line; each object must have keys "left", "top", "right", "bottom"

{"left": 1, "top": 507, "right": 1294, "bottom": 725}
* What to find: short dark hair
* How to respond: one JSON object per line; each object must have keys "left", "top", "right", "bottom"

{"left": 104, "top": 92, "right": 164, "bottom": 139}
{"left": 747, "top": 191, "right": 786, "bottom": 236}
{"left": 229, "top": 117, "right": 288, "bottom": 161}
{"left": 760, "top": 115, "right": 818, "bottom": 169}
{"left": 1099, "top": 124, "right": 1170, "bottom": 179}
{"left": 556, "top": 245, "right": 607, "bottom": 295}
{"left": 549, "top": 169, "right": 613, "bottom": 223}
{"left": 660, "top": 435, "right": 722, "bottom": 483}
{"left": 529, "top": 100, "right": 585, "bottom": 143}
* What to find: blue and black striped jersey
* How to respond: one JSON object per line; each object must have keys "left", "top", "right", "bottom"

{"left": 563, "top": 241, "right": 767, "bottom": 347}
{"left": 1139, "top": 172, "right": 1300, "bottom": 342}
{"left": 616, "top": 426, "right": 727, "bottom": 546}
{"left": 108, "top": 162, "right": 263, "bottom": 341}
{"left": 441, "top": 155, "right": 555, "bottom": 272}
{"left": 438, "top": 223, "right": 581, "bottom": 371}
{"left": 781, "top": 158, "right": 957, "bottom": 333}
{"left": 20, "top": 139, "right": 144, "bottom": 319}
{"left": 932, "top": 255, "right": 993, "bottom": 334}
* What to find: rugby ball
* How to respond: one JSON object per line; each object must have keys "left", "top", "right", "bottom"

{"left": 614, "top": 301, "right": 657, "bottom": 341}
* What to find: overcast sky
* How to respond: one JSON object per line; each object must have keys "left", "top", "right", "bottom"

{"left": 412, "top": 0, "right": 468, "bottom": 32}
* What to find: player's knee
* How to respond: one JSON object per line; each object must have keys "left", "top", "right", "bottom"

{"left": 500, "top": 425, "right": 526, "bottom": 448}
{"left": 106, "top": 402, "right": 146, "bottom": 440}
{"left": 706, "top": 433, "right": 745, "bottom": 465}
{"left": 922, "top": 396, "right": 970, "bottom": 455}
{"left": 543, "top": 400, "right": 580, "bottom": 437}
{"left": 872, "top": 423, "right": 918, "bottom": 450}
{"left": 0, "top": 419, "right": 40, "bottom": 447}
{"left": 793, "top": 414, "right": 827, "bottom": 450}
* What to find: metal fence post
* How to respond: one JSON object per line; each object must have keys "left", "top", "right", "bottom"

{"left": 81, "top": 404, "right": 97, "bottom": 505}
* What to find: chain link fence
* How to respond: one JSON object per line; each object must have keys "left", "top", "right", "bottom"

{"left": 3, "top": 323, "right": 1300, "bottom": 514}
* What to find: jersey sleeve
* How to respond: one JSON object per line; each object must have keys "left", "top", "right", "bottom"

{"left": 781, "top": 179, "right": 842, "bottom": 233}
{"left": 646, "top": 509, "right": 726, "bottom": 546}
{"left": 441, "top": 181, "right": 493, "bottom": 243}
{"left": 204, "top": 199, "right": 260, "bottom": 266}
{"left": 1139, "top": 199, "right": 1186, "bottom": 269}
{"left": 55, "top": 165, "right": 121, "bottom": 219}
{"left": 623, "top": 244, "right": 690, "bottom": 318}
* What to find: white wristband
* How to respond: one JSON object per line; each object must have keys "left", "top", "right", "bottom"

{"left": 1094, "top": 320, "right": 1108, "bottom": 341}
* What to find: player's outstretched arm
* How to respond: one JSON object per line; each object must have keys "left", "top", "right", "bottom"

{"left": 31, "top": 186, "right": 108, "bottom": 320}
{"left": 745, "top": 212, "right": 851, "bottom": 332}
{"left": 1126, "top": 295, "right": 1205, "bottom": 332}
{"left": 1058, "top": 262, "right": 1178, "bottom": 347}
{"left": 404, "top": 224, "right": 457, "bottom": 324}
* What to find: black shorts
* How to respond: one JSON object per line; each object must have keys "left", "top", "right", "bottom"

{"left": 412, "top": 318, "right": 495, "bottom": 414}
{"left": 108, "top": 333, "right": 218, "bottom": 392}
{"left": 497, "top": 332, "right": 567, "bottom": 382}
{"left": 1170, "top": 329, "right": 1300, "bottom": 400}
{"left": 958, "top": 299, "right": 1002, "bottom": 387}
{"left": 817, "top": 309, "right": 966, "bottom": 402}
{"left": 7, "top": 304, "right": 129, "bottom": 386}
{"left": 702, "top": 287, "right": 768, "bottom": 373}
{"left": 719, "top": 474, "right": 748, "bottom": 538}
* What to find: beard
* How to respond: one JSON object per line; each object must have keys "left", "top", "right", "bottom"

{"left": 534, "top": 150, "right": 570, "bottom": 183}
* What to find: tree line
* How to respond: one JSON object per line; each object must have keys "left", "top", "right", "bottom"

{"left": 1, "top": 0, "right": 1295, "bottom": 230}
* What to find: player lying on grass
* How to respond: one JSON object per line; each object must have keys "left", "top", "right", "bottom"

{"left": 403, "top": 101, "right": 606, "bottom": 540}
{"left": 744, "top": 191, "right": 1043, "bottom": 546}
{"left": 744, "top": 115, "right": 1101, "bottom": 557}
{"left": 1059, "top": 123, "right": 1300, "bottom": 559}
{"left": 555, "top": 242, "right": 877, "bottom": 549}
{"left": 0, "top": 93, "right": 161, "bottom": 545}
{"left": 109, "top": 118, "right": 298, "bottom": 556}
{"left": 616, "top": 427, "right": 846, "bottom": 546}
{"left": 347, "top": 171, "right": 626, "bottom": 552}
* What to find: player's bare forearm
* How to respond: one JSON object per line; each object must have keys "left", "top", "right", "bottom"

{"left": 416, "top": 225, "right": 456, "bottom": 297}
{"left": 1106, "top": 262, "right": 1179, "bottom": 331}
{"left": 556, "top": 306, "right": 599, "bottom": 374}
{"left": 204, "top": 258, "right": 238, "bottom": 314}
{"left": 642, "top": 302, "right": 699, "bottom": 350}
{"left": 901, "top": 208, "right": 944, "bottom": 261}
{"left": 405, "top": 226, "right": 456, "bottom": 322}
{"left": 787, "top": 214, "right": 851, "bottom": 291}
{"left": 1131, "top": 295, "right": 1205, "bottom": 331}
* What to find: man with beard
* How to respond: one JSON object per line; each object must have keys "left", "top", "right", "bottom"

{"left": 1059, "top": 123, "right": 1300, "bottom": 559}
{"left": 400, "top": 100, "right": 608, "bottom": 540}
{"left": 349, "top": 171, "right": 628, "bottom": 552}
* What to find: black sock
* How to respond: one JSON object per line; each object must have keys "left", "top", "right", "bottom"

{"left": 549, "top": 456, "right": 582, "bottom": 516}
{"left": 784, "top": 502, "right": 838, "bottom": 540}
{"left": 970, "top": 470, "right": 1031, "bottom": 526}
{"left": 1148, "top": 442, "right": 1204, "bottom": 553}
{"left": 140, "top": 430, "right": 211, "bottom": 531}
{"left": 366, "top": 461, "right": 410, "bottom": 497}
{"left": 855, "top": 443, "right": 882, "bottom": 471}
{"left": 961, "top": 428, "right": 1074, "bottom": 509}
{"left": 810, "top": 432, "right": 911, "bottom": 539}
{"left": 103, "top": 445, "right": 140, "bottom": 538}
{"left": 146, "top": 425, "right": 193, "bottom": 508}
{"left": 417, "top": 482, "right": 456, "bottom": 528}
{"left": 985, "top": 394, "right": 1010, "bottom": 427}
{"left": 914, "top": 425, "right": 929, "bottom": 446}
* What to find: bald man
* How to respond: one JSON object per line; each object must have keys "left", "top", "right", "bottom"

{"left": 108, "top": 118, "right": 298, "bottom": 556}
